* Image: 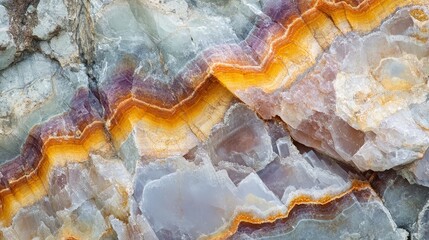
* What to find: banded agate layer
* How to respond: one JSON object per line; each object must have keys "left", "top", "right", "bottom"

{"left": 0, "top": 0, "right": 428, "bottom": 239}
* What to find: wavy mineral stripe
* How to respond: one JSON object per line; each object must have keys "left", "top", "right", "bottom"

{"left": 100, "top": 0, "right": 424, "bottom": 109}
{"left": 210, "top": 0, "right": 427, "bottom": 93}
{"left": 204, "top": 181, "right": 371, "bottom": 240}
{"left": 0, "top": 66, "right": 237, "bottom": 226}
{"left": 317, "top": 0, "right": 423, "bottom": 32}
{"left": 228, "top": 184, "right": 385, "bottom": 239}
{"left": 103, "top": 67, "right": 235, "bottom": 158}
{"left": 101, "top": 0, "right": 425, "bottom": 154}
{"left": 0, "top": 77, "right": 235, "bottom": 224}
{"left": 0, "top": 89, "right": 110, "bottom": 226}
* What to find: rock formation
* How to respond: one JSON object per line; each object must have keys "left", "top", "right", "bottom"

{"left": 0, "top": 0, "right": 428, "bottom": 239}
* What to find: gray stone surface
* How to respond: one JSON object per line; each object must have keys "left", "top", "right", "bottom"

{"left": 0, "top": 5, "right": 16, "bottom": 70}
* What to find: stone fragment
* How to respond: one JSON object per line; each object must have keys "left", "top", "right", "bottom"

{"left": 0, "top": 155, "right": 133, "bottom": 239}
{"left": 0, "top": 5, "right": 16, "bottom": 70}
{"left": 371, "top": 171, "right": 429, "bottom": 232}
{"left": 401, "top": 147, "right": 429, "bottom": 187}
{"left": 414, "top": 200, "right": 429, "bottom": 240}
{"left": 33, "top": 0, "right": 68, "bottom": 40}
{"left": 257, "top": 134, "right": 351, "bottom": 203}
{"left": 40, "top": 31, "right": 80, "bottom": 67}
{"left": 204, "top": 103, "right": 275, "bottom": 183}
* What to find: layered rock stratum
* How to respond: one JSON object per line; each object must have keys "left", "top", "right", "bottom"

{"left": 0, "top": 0, "right": 429, "bottom": 239}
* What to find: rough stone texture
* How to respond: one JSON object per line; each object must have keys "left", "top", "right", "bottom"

{"left": 371, "top": 171, "right": 429, "bottom": 233}
{"left": 1, "top": 155, "right": 136, "bottom": 239}
{"left": 414, "top": 200, "right": 429, "bottom": 240}
{"left": 33, "top": 0, "right": 68, "bottom": 40}
{"left": 0, "top": 53, "right": 88, "bottom": 161}
{"left": 0, "top": 0, "right": 428, "bottom": 239}
{"left": 0, "top": 5, "right": 16, "bottom": 70}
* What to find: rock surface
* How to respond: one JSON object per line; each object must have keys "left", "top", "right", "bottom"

{"left": 0, "top": 0, "right": 428, "bottom": 239}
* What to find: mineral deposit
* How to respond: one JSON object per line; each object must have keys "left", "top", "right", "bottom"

{"left": 0, "top": 0, "right": 428, "bottom": 239}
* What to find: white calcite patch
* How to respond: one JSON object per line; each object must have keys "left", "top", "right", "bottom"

{"left": 334, "top": 53, "right": 428, "bottom": 132}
